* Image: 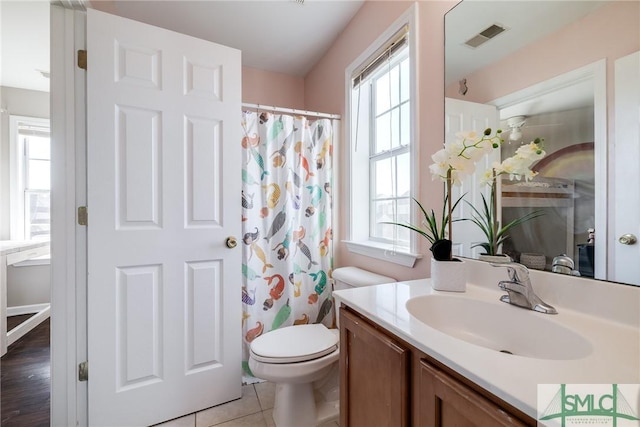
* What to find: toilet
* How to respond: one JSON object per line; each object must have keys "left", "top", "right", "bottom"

{"left": 249, "top": 267, "right": 395, "bottom": 427}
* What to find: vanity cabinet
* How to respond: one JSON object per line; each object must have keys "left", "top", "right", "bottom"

{"left": 339, "top": 305, "right": 411, "bottom": 427}
{"left": 419, "top": 360, "right": 528, "bottom": 426}
{"left": 339, "top": 306, "right": 535, "bottom": 427}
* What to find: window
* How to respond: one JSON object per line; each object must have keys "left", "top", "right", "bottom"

{"left": 369, "top": 54, "right": 411, "bottom": 246}
{"left": 10, "top": 116, "right": 51, "bottom": 241}
{"left": 345, "top": 9, "right": 419, "bottom": 267}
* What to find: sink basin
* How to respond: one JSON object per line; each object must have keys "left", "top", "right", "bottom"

{"left": 406, "top": 294, "right": 592, "bottom": 360}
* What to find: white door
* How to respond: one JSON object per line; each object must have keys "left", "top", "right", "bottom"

{"left": 87, "top": 9, "right": 242, "bottom": 426}
{"left": 446, "top": 98, "right": 500, "bottom": 258}
{"left": 611, "top": 51, "right": 640, "bottom": 285}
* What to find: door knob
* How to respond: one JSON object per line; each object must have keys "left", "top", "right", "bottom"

{"left": 226, "top": 236, "right": 238, "bottom": 249}
{"left": 618, "top": 234, "right": 637, "bottom": 245}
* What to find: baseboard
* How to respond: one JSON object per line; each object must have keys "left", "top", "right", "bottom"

{"left": 7, "top": 304, "right": 51, "bottom": 346}
{"left": 7, "top": 303, "right": 51, "bottom": 317}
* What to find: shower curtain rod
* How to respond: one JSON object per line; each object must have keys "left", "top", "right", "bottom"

{"left": 242, "top": 103, "right": 341, "bottom": 120}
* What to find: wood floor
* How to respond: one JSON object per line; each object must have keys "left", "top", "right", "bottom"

{"left": 1, "top": 315, "right": 50, "bottom": 427}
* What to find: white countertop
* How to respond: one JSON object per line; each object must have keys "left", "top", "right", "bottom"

{"left": 333, "top": 277, "right": 640, "bottom": 419}
{"left": 0, "top": 240, "right": 50, "bottom": 256}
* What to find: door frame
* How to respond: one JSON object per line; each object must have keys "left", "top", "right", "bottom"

{"left": 489, "top": 60, "right": 607, "bottom": 279}
{"left": 50, "top": 4, "right": 88, "bottom": 426}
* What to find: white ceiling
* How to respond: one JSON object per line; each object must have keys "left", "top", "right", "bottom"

{"left": 0, "top": 0, "right": 364, "bottom": 93}
{"left": 91, "top": 0, "right": 364, "bottom": 77}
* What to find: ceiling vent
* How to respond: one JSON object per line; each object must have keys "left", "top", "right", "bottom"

{"left": 464, "top": 24, "right": 507, "bottom": 48}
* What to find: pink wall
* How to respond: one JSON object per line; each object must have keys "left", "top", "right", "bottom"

{"left": 305, "top": 1, "right": 457, "bottom": 282}
{"left": 242, "top": 66, "right": 305, "bottom": 109}
{"left": 445, "top": 2, "right": 639, "bottom": 103}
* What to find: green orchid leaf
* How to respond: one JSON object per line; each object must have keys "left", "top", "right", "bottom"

{"left": 380, "top": 195, "right": 465, "bottom": 246}
{"left": 463, "top": 190, "right": 545, "bottom": 255}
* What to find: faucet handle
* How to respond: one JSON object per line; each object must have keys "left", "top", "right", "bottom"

{"left": 490, "top": 261, "right": 530, "bottom": 283}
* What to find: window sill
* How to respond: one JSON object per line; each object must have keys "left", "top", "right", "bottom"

{"left": 343, "top": 240, "right": 422, "bottom": 268}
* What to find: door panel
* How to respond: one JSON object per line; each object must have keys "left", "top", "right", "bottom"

{"left": 419, "top": 360, "right": 527, "bottom": 426}
{"left": 446, "top": 98, "right": 500, "bottom": 258}
{"left": 339, "top": 308, "right": 410, "bottom": 427}
{"left": 87, "top": 9, "right": 241, "bottom": 426}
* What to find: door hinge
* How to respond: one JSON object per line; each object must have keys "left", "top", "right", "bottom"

{"left": 78, "top": 206, "right": 88, "bottom": 226}
{"left": 77, "top": 50, "right": 87, "bottom": 70}
{"left": 79, "top": 361, "right": 88, "bottom": 382}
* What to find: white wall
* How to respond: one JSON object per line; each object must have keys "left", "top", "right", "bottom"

{"left": 0, "top": 86, "right": 51, "bottom": 307}
{"left": 7, "top": 263, "right": 50, "bottom": 306}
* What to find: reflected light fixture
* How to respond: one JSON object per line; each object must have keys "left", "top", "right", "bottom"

{"left": 506, "top": 115, "right": 526, "bottom": 142}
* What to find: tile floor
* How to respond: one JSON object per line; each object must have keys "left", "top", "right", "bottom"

{"left": 155, "top": 382, "right": 340, "bottom": 427}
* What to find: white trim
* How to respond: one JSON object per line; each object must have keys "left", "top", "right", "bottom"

{"left": 592, "top": 60, "right": 607, "bottom": 281}
{"left": 50, "top": 5, "right": 86, "bottom": 427}
{"left": 491, "top": 62, "right": 601, "bottom": 110}
{"left": 7, "top": 304, "right": 50, "bottom": 346}
{"left": 344, "top": 4, "right": 420, "bottom": 259}
{"left": 12, "top": 254, "right": 51, "bottom": 267}
{"left": 491, "top": 59, "right": 607, "bottom": 280}
{"left": 408, "top": 3, "right": 419, "bottom": 256}
{"left": 343, "top": 240, "right": 421, "bottom": 268}
{"left": 9, "top": 116, "right": 25, "bottom": 240}
{"left": 7, "top": 303, "right": 50, "bottom": 316}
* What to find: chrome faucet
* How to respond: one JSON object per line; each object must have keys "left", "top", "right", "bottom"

{"left": 491, "top": 262, "right": 558, "bottom": 314}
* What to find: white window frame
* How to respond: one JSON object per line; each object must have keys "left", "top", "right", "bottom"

{"left": 9, "top": 115, "right": 51, "bottom": 242}
{"left": 343, "top": 5, "right": 421, "bottom": 267}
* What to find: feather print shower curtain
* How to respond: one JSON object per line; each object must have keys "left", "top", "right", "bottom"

{"left": 241, "top": 111, "right": 334, "bottom": 377}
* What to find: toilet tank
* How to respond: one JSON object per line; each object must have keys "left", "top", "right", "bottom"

{"left": 332, "top": 266, "right": 395, "bottom": 291}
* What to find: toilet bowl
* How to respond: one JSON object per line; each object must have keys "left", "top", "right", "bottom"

{"left": 249, "top": 324, "right": 340, "bottom": 427}
{"left": 248, "top": 267, "right": 395, "bottom": 427}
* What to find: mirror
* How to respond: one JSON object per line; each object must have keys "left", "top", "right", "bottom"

{"left": 445, "top": 1, "right": 639, "bottom": 285}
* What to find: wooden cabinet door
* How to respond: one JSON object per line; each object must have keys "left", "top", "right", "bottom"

{"left": 340, "top": 308, "right": 410, "bottom": 427}
{"left": 418, "top": 360, "right": 528, "bottom": 427}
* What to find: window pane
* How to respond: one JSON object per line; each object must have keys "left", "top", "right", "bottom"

{"left": 26, "top": 135, "right": 50, "bottom": 160}
{"left": 375, "top": 112, "right": 391, "bottom": 153}
{"left": 395, "top": 197, "right": 410, "bottom": 244}
{"left": 396, "top": 152, "right": 410, "bottom": 197}
{"left": 371, "top": 199, "right": 409, "bottom": 245}
{"left": 372, "top": 199, "right": 394, "bottom": 237}
{"left": 400, "top": 102, "right": 410, "bottom": 147}
{"left": 375, "top": 73, "right": 390, "bottom": 113}
{"left": 373, "top": 157, "right": 393, "bottom": 198}
{"left": 400, "top": 58, "right": 410, "bottom": 102}
{"left": 28, "top": 159, "right": 50, "bottom": 190}
{"left": 390, "top": 107, "right": 400, "bottom": 149}
{"left": 389, "top": 63, "right": 400, "bottom": 107}
{"left": 25, "top": 191, "right": 50, "bottom": 240}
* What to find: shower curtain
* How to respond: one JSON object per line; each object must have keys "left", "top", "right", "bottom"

{"left": 241, "top": 110, "right": 334, "bottom": 377}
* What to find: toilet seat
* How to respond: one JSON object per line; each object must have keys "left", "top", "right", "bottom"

{"left": 250, "top": 324, "right": 339, "bottom": 364}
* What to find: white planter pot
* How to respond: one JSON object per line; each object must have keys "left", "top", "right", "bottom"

{"left": 431, "top": 258, "right": 466, "bottom": 292}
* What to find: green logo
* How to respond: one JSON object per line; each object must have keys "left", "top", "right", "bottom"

{"left": 539, "top": 384, "right": 639, "bottom": 427}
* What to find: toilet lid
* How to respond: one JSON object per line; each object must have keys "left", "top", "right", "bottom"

{"left": 250, "top": 324, "right": 339, "bottom": 364}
